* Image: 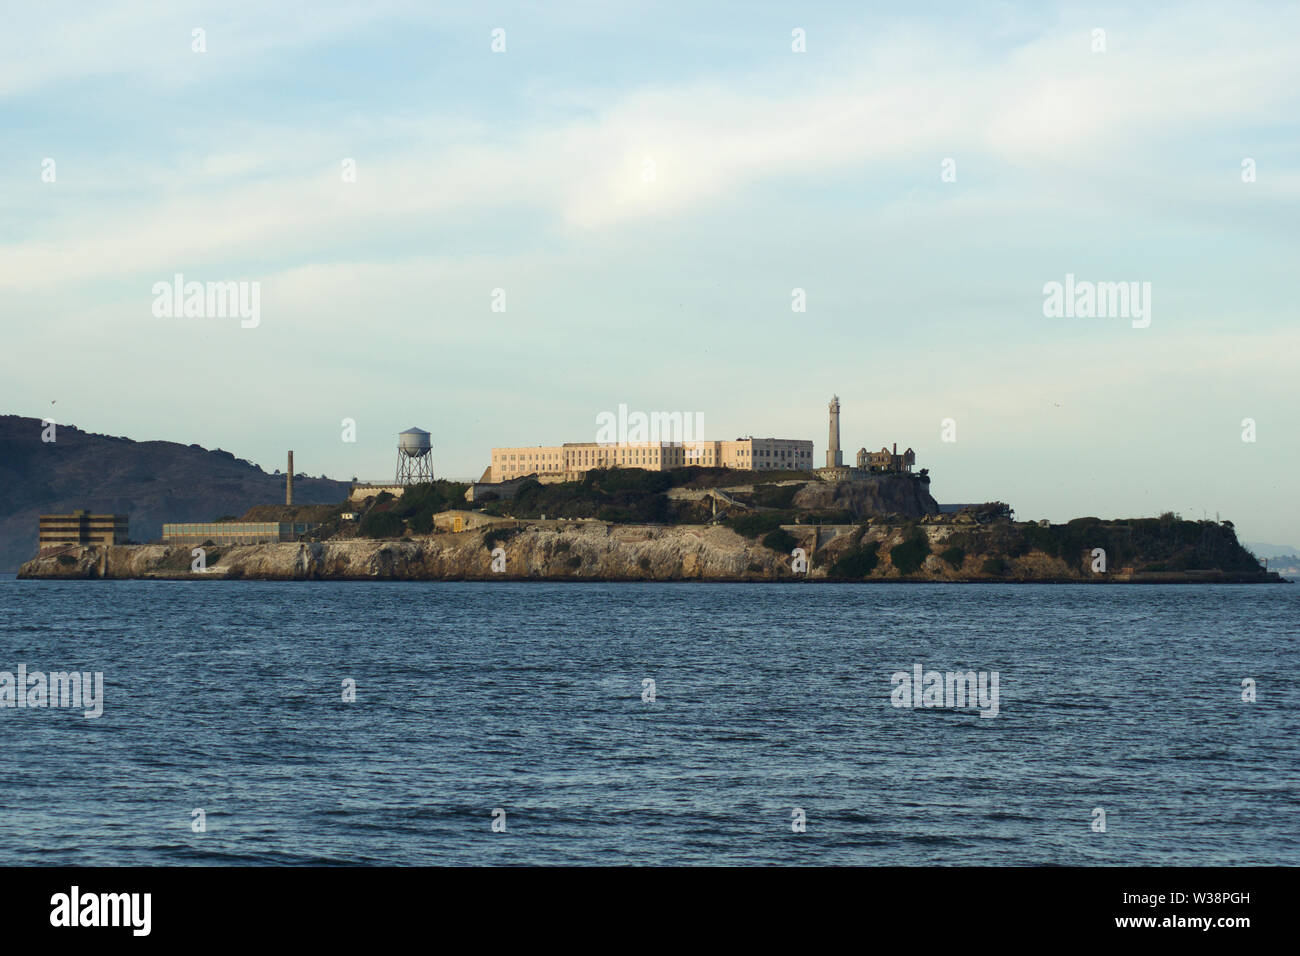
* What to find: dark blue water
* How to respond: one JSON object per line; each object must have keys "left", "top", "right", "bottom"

{"left": 1, "top": 577, "right": 1296, "bottom": 865}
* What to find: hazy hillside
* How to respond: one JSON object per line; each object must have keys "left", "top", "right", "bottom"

{"left": 0, "top": 415, "right": 351, "bottom": 570}
{"left": 1244, "top": 542, "right": 1300, "bottom": 559}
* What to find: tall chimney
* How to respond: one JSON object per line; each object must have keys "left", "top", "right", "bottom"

{"left": 286, "top": 451, "right": 294, "bottom": 506}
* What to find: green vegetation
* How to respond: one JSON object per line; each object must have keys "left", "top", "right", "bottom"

{"left": 937, "top": 516, "right": 1262, "bottom": 576}
{"left": 353, "top": 481, "right": 470, "bottom": 538}
{"left": 358, "top": 510, "right": 405, "bottom": 539}
{"left": 1014, "top": 515, "right": 1262, "bottom": 573}
{"left": 890, "top": 533, "right": 931, "bottom": 575}
{"left": 940, "top": 545, "right": 965, "bottom": 568}
{"left": 470, "top": 468, "right": 840, "bottom": 530}
{"left": 480, "top": 470, "right": 671, "bottom": 524}
{"left": 752, "top": 483, "right": 806, "bottom": 509}
{"left": 725, "top": 511, "right": 794, "bottom": 537}
{"left": 762, "top": 528, "right": 798, "bottom": 553}
{"left": 675, "top": 467, "right": 817, "bottom": 489}
{"left": 829, "top": 543, "right": 880, "bottom": 578}
{"left": 390, "top": 481, "right": 469, "bottom": 517}
{"left": 484, "top": 526, "right": 520, "bottom": 551}
{"left": 981, "top": 557, "right": 1009, "bottom": 576}
{"left": 724, "top": 509, "right": 851, "bottom": 538}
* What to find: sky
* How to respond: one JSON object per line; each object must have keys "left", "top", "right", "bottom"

{"left": 2, "top": 1, "right": 1297, "bottom": 545}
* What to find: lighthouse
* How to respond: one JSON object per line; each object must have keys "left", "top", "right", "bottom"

{"left": 826, "top": 395, "right": 843, "bottom": 468}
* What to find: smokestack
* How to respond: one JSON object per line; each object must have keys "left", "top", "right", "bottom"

{"left": 286, "top": 450, "right": 294, "bottom": 506}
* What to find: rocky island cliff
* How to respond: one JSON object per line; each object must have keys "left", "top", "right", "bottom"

{"left": 15, "top": 466, "right": 1281, "bottom": 583}
{"left": 18, "top": 513, "right": 1281, "bottom": 583}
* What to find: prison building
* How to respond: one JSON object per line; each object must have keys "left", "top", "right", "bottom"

{"left": 38, "top": 511, "right": 130, "bottom": 550}
{"left": 160, "top": 521, "right": 318, "bottom": 547}
{"left": 487, "top": 438, "right": 814, "bottom": 483}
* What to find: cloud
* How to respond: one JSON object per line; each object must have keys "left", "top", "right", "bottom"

{"left": 4, "top": 9, "right": 1298, "bottom": 291}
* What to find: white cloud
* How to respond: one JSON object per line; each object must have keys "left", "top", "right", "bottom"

{"left": 4, "top": 10, "right": 1298, "bottom": 290}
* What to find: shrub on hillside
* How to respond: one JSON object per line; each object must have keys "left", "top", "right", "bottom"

{"left": 484, "top": 527, "right": 519, "bottom": 550}
{"left": 981, "top": 557, "right": 1009, "bottom": 576}
{"left": 762, "top": 528, "right": 798, "bottom": 553}
{"left": 940, "top": 546, "right": 965, "bottom": 568}
{"left": 359, "top": 511, "right": 405, "bottom": 538}
{"left": 391, "top": 481, "right": 470, "bottom": 519}
{"left": 890, "top": 533, "right": 931, "bottom": 575}
{"left": 753, "top": 483, "right": 805, "bottom": 509}
{"left": 725, "top": 512, "right": 794, "bottom": 538}
{"left": 830, "top": 544, "right": 880, "bottom": 578}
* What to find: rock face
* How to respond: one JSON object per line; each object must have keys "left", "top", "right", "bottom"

{"left": 792, "top": 475, "right": 938, "bottom": 518}
{"left": 17, "top": 524, "right": 813, "bottom": 582}
{"left": 18, "top": 519, "right": 1282, "bottom": 583}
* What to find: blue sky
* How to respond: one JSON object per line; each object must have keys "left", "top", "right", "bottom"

{"left": 2, "top": 1, "right": 1297, "bottom": 544}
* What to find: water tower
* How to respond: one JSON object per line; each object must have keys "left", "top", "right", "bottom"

{"left": 395, "top": 427, "right": 434, "bottom": 484}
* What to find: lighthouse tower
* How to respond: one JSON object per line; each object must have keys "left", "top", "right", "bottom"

{"left": 826, "top": 395, "right": 843, "bottom": 468}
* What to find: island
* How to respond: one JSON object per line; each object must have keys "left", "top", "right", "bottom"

{"left": 18, "top": 469, "right": 1282, "bottom": 583}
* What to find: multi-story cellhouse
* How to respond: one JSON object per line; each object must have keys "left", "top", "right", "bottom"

{"left": 487, "top": 437, "right": 814, "bottom": 483}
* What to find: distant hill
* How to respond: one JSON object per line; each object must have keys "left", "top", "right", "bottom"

{"left": 1244, "top": 542, "right": 1300, "bottom": 560}
{"left": 0, "top": 415, "right": 351, "bottom": 571}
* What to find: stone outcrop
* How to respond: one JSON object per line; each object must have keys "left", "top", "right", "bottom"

{"left": 792, "top": 475, "right": 938, "bottom": 518}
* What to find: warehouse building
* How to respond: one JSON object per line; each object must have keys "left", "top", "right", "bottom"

{"left": 161, "top": 521, "right": 318, "bottom": 547}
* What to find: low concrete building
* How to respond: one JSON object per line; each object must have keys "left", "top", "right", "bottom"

{"left": 39, "top": 511, "right": 129, "bottom": 551}
{"left": 348, "top": 483, "right": 407, "bottom": 502}
{"left": 463, "top": 474, "right": 547, "bottom": 503}
{"left": 161, "top": 521, "right": 317, "bottom": 547}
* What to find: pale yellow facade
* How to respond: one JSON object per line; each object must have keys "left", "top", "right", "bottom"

{"left": 489, "top": 438, "right": 813, "bottom": 483}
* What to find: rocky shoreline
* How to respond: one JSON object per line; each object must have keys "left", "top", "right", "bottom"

{"left": 16, "top": 521, "right": 1285, "bottom": 583}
